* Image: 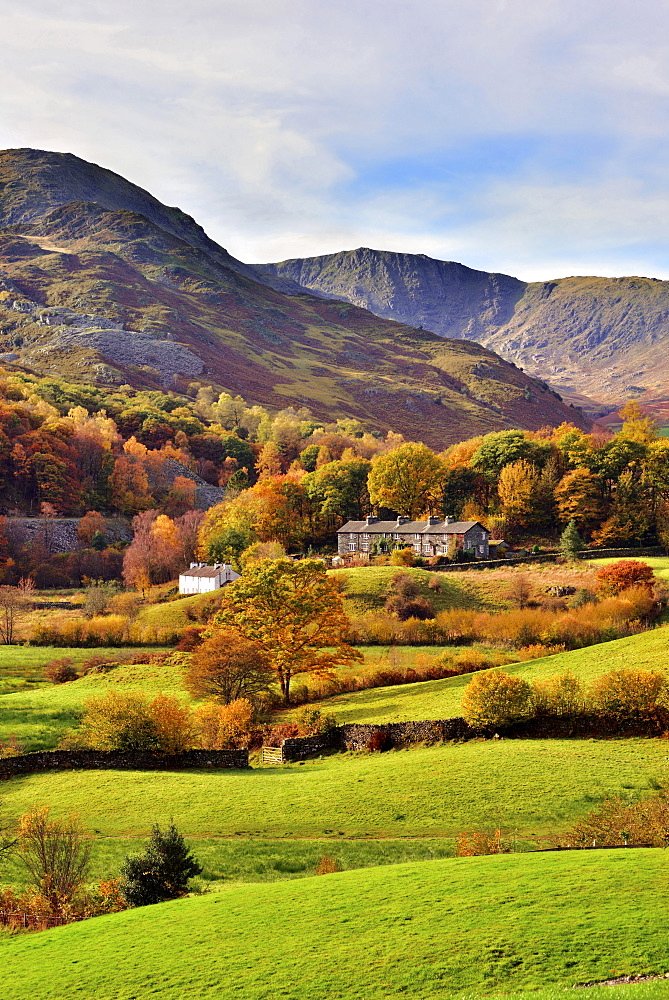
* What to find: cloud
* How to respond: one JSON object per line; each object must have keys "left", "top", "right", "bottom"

{"left": 2, "top": 0, "right": 669, "bottom": 277}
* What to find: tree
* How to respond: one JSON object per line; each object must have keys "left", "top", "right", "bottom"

{"left": 17, "top": 806, "right": 91, "bottom": 916}
{"left": 461, "top": 670, "right": 532, "bottom": 727}
{"left": 497, "top": 460, "right": 542, "bottom": 529}
{"left": 368, "top": 443, "right": 444, "bottom": 518}
{"left": 120, "top": 823, "right": 202, "bottom": 906}
{"left": 555, "top": 469, "right": 602, "bottom": 528}
{"left": 185, "top": 630, "right": 274, "bottom": 704}
{"left": 471, "top": 430, "right": 550, "bottom": 481}
{"left": 0, "top": 585, "right": 28, "bottom": 644}
{"left": 559, "top": 519, "right": 583, "bottom": 560}
{"left": 211, "top": 558, "right": 362, "bottom": 703}
{"left": 594, "top": 560, "right": 656, "bottom": 595}
{"left": 77, "top": 510, "right": 106, "bottom": 546}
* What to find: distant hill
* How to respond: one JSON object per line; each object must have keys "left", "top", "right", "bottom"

{"left": 258, "top": 248, "right": 669, "bottom": 419}
{"left": 0, "top": 149, "right": 588, "bottom": 447}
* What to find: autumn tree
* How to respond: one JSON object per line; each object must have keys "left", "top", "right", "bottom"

{"left": 185, "top": 630, "right": 274, "bottom": 704}
{"left": 497, "top": 460, "right": 542, "bottom": 530}
{"left": 554, "top": 468, "right": 602, "bottom": 528}
{"left": 211, "top": 558, "right": 362, "bottom": 703}
{"left": 17, "top": 806, "right": 92, "bottom": 917}
{"left": 368, "top": 443, "right": 444, "bottom": 518}
{"left": 77, "top": 510, "right": 107, "bottom": 546}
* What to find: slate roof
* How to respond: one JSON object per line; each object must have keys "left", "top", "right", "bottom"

{"left": 337, "top": 519, "right": 486, "bottom": 535}
{"left": 179, "top": 565, "right": 227, "bottom": 579}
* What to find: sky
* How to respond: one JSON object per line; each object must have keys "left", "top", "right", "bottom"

{"left": 2, "top": 0, "right": 669, "bottom": 280}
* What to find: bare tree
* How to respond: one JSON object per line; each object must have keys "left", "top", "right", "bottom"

{"left": 0, "top": 586, "right": 28, "bottom": 644}
{"left": 17, "top": 806, "right": 92, "bottom": 916}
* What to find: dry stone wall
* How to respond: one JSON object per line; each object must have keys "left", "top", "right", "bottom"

{"left": 0, "top": 748, "right": 248, "bottom": 779}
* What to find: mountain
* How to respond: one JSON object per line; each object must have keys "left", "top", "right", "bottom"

{"left": 0, "top": 149, "right": 588, "bottom": 447}
{"left": 257, "top": 248, "right": 669, "bottom": 421}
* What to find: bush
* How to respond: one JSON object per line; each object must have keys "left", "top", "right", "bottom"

{"left": 590, "top": 668, "right": 666, "bottom": 718}
{"left": 531, "top": 671, "right": 584, "bottom": 716}
{"left": 595, "top": 560, "right": 656, "bottom": 595}
{"left": 561, "top": 793, "right": 669, "bottom": 848}
{"left": 293, "top": 706, "right": 337, "bottom": 735}
{"left": 44, "top": 658, "right": 79, "bottom": 684}
{"left": 366, "top": 729, "right": 392, "bottom": 752}
{"left": 120, "top": 823, "right": 202, "bottom": 907}
{"left": 315, "top": 854, "right": 342, "bottom": 874}
{"left": 389, "top": 547, "right": 415, "bottom": 566}
{"left": 61, "top": 691, "right": 195, "bottom": 752}
{"left": 193, "top": 698, "right": 255, "bottom": 749}
{"left": 455, "top": 829, "right": 506, "bottom": 857}
{"left": 461, "top": 670, "right": 532, "bottom": 727}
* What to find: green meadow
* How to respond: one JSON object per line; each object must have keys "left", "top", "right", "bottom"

{"left": 2, "top": 738, "right": 665, "bottom": 843}
{"left": 1, "top": 850, "right": 667, "bottom": 1000}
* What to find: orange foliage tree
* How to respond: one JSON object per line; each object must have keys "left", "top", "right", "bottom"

{"left": 211, "top": 558, "right": 362, "bottom": 703}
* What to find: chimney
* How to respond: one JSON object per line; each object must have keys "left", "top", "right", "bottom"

{"left": 396, "top": 516, "right": 407, "bottom": 526}
{"left": 444, "top": 516, "right": 455, "bottom": 525}
{"left": 365, "top": 515, "right": 378, "bottom": 525}
{"left": 426, "top": 516, "right": 440, "bottom": 526}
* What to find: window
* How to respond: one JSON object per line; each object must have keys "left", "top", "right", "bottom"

{"left": 415, "top": 534, "right": 421, "bottom": 540}
{"left": 348, "top": 543, "right": 357, "bottom": 551}
{"left": 362, "top": 533, "right": 370, "bottom": 539}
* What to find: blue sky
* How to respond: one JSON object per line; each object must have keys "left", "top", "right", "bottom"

{"left": 2, "top": 0, "right": 669, "bottom": 280}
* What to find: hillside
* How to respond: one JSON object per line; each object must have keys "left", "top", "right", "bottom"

{"left": 1, "top": 851, "right": 666, "bottom": 999}
{"left": 258, "top": 248, "right": 669, "bottom": 418}
{"left": 0, "top": 150, "right": 588, "bottom": 447}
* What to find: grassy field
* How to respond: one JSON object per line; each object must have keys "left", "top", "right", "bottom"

{"left": 1, "top": 738, "right": 665, "bottom": 843}
{"left": 293, "top": 625, "right": 669, "bottom": 724}
{"left": 1, "top": 850, "right": 667, "bottom": 1000}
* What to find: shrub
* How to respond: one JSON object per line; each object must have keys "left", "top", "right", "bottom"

{"left": 120, "top": 823, "right": 202, "bottom": 907}
{"left": 590, "top": 668, "right": 666, "bottom": 718}
{"left": 0, "top": 734, "right": 23, "bottom": 758}
{"left": 174, "top": 625, "right": 205, "bottom": 652}
{"left": 315, "top": 854, "right": 342, "bottom": 874}
{"left": 366, "top": 729, "right": 392, "bottom": 752}
{"left": 193, "top": 698, "right": 255, "bottom": 749}
{"left": 389, "top": 547, "right": 415, "bottom": 566}
{"left": 461, "top": 670, "right": 533, "bottom": 727}
{"left": 455, "top": 829, "right": 506, "bottom": 857}
{"left": 428, "top": 574, "right": 441, "bottom": 591}
{"left": 44, "top": 658, "right": 79, "bottom": 684}
{"left": 515, "top": 644, "right": 566, "bottom": 661}
{"left": 561, "top": 793, "right": 669, "bottom": 848}
{"left": 595, "top": 560, "right": 655, "bottom": 595}
{"left": 61, "top": 691, "right": 195, "bottom": 752}
{"left": 293, "top": 706, "right": 337, "bottom": 735}
{"left": 531, "top": 671, "right": 584, "bottom": 716}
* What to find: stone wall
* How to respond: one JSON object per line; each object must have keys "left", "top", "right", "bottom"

{"left": 0, "top": 748, "right": 249, "bottom": 779}
{"left": 274, "top": 710, "right": 668, "bottom": 761}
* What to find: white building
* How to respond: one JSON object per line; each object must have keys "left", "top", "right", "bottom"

{"left": 178, "top": 563, "right": 240, "bottom": 595}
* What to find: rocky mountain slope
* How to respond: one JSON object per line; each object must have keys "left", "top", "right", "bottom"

{"left": 258, "top": 248, "right": 669, "bottom": 420}
{"left": 0, "top": 149, "right": 588, "bottom": 447}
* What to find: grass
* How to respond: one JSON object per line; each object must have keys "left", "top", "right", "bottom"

{"left": 293, "top": 625, "right": 669, "bottom": 724}
{"left": 332, "top": 565, "right": 491, "bottom": 615}
{"left": 1, "top": 738, "right": 666, "bottom": 843}
{"left": 136, "top": 588, "right": 224, "bottom": 631}
{"left": 1, "top": 850, "right": 667, "bottom": 999}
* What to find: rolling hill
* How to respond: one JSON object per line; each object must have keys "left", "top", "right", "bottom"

{"left": 258, "top": 247, "right": 669, "bottom": 419}
{"left": 0, "top": 149, "right": 588, "bottom": 447}
{"left": 1, "top": 851, "right": 666, "bottom": 999}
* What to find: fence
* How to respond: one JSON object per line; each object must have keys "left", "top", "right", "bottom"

{"left": 0, "top": 747, "right": 249, "bottom": 780}
{"left": 0, "top": 910, "right": 73, "bottom": 930}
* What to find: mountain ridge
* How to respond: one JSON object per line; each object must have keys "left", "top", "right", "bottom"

{"left": 258, "top": 248, "right": 669, "bottom": 420}
{"left": 0, "top": 149, "right": 589, "bottom": 446}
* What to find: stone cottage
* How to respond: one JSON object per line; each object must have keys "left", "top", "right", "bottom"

{"left": 337, "top": 516, "right": 490, "bottom": 558}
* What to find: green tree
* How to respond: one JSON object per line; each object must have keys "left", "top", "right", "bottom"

{"left": 471, "top": 430, "right": 550, "bottom": 481}
{"left": 368, "top": 443, "right": 443, "bottom": 518}
{"left": 559, "top": 519, "right": 584, "bottom": 560}
{"left": 461, "top": 670, "right": 533, "bottom": 727}
{"left": 212, "top": 558, "right": 361, "bottom": 703}
{"left": 120, "top": 823, "right": 202, "bottom": 906}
